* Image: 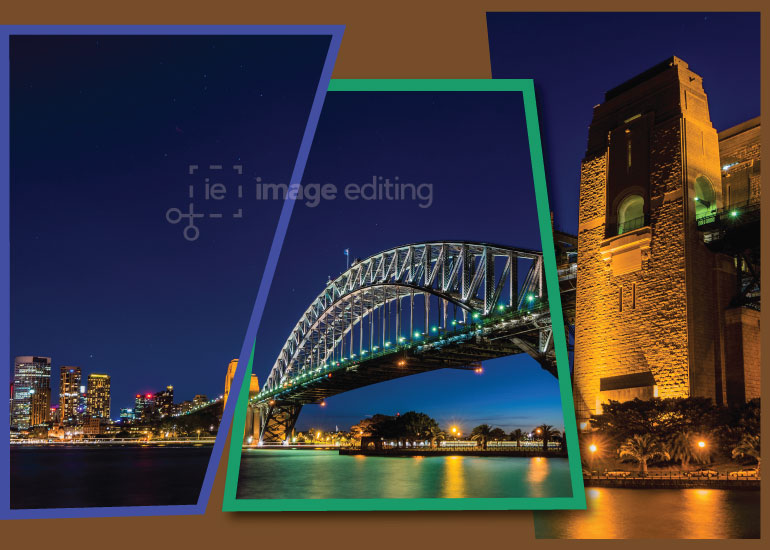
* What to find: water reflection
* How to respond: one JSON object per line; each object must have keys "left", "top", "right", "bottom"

{"left": 237, "top": 450, "right": 572, "bottom": 499}
{"left": 534, "top": 488, "right": 760, "bottom": 539}
{"left": 443, "top": 456, "right": 466, "bottom": 498}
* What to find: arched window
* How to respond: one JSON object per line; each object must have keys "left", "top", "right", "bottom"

{"left": 617, "top": 194, "right": 644, "bottom": 235}
{"left": 694, "top": 176, "right": 716, "bottom": 219}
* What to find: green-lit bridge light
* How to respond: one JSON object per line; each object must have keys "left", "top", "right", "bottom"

{"left": 527, "top": 294, "right": 536, "bottom": 303}
{"left": 384, "top": 341, "right": 391, "bottom": 348}
{"left": 451, "top": 320, "right": 458, "bottom": 326}
{"left": 430, "top": 326, "right": 438, "bottom": 333}
{"left": 472, "top": 312, "right": 481, "bottom": 320}
{"left": 398, "top": 336, "right": 406, "bottom": 343}
{"left": 730, "top": 210, "right": 739, "bottom": 218}
{"left": 497, "top": 304, "right": 506, "bottom": 312}
{"left": 414, "top": 331, "right": 422, "bottom": 339}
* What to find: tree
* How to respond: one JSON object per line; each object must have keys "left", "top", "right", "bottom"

{"left": 428, "top": 425, "right": 445, "bottom": 449}
{"left": 471, "top": 424, "right": 493, "bottom": 450}
{"left": 619, "top": 434, "right": 670, "bottom": 474}
{"left": 510, "top": 429, "right": 524, "bottom": 449}
{"left": 590, "top": 397, "right": 720, "bottom": 443}
{"left": 667, "top": 431, "right": 697, "bottom": 469}
{"left": 732, "top": 434, "right": 761, "bottom": 473}
{"left": 399, "top": 411, "right": 440, "bottom": 444}
{"left": 489, "top": 427, "right": 506, "bottom": 441}
{"left": 535, "top": 424, "right": 559, "bottom": 452}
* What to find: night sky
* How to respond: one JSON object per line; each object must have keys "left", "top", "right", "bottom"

{"left": 10, "top": 13, "right": 760, "bottom": 435}
{"left": 10, "top": 35, "right": 331, "bottom": 413}
{"left": 487, "top": 12, "right": 760, "bottom": 233}
{"left": 254, "top": 90, "right": 562, "bottom": 434}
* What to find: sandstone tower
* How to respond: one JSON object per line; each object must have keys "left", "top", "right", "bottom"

{"left": 573, "top": 57, "right": 760, "bottom": 423}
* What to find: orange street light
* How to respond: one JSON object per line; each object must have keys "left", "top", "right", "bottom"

{"left": 698, "top": 440, "right": 706, "bottom": 449}
{"left": 589, "top": 444, "right": 597, "bottom": 453}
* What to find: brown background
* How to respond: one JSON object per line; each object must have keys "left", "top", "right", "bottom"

{"left": 1, "top": 1, "right": 767, "bottom": 546}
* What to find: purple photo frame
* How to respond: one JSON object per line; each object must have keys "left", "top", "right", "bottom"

{"left": 0, "top": 24, "right": 343, "bottom": 519}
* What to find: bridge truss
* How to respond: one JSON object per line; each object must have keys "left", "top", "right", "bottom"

{"left": 252, "top": 241, "right": 558, "bottom": 443}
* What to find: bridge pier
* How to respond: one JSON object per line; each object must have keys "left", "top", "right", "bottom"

{"left": 258, "top": 401, "right": 302, "bottom": 444}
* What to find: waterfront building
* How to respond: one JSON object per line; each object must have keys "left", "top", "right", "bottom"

{"left": 82, "top": 416, "right": 106, "bottom": 437}
{"left": 11, "top": 356, "right": 52, "bottom": 430}
{"left": 86, "top": 374, "right": 111, "bottom": 419}
{"left": 59, "top": 366, "right": 82, "bottom": 424}
{"left": 574, "top": 57, "right": 760, "bottom": 422}
{"left": 119, "top": 407, "right": 135, "bottom": 423}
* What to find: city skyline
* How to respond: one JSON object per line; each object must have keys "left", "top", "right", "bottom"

{"left": 10, "top": 354, "right": 224, "bottom": 427}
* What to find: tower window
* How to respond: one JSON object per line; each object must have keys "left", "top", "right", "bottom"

{"left": 694, "top": 175, "right": 716, "bottom": 221}
{"left": 617, "top": 194, "right": 644, "bottom": 235}
{"left": 632, "top": 283, "right": 637, "bottom": 309}
{"left": 619, "top": 287, "right": 623, "bottom": 312}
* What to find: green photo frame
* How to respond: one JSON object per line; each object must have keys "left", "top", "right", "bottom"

{"left": 222, "top": 79, "right": 586, "bottom": 512}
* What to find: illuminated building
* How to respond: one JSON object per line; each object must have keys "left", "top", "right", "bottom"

{"left": 59, "top": 366, "right": 82, "bottom": 424}
{"left": 176, "top": 400, "right": 194, "bottom": 415}
{"left": 134, "top": 393, "right": 155, "bottom": 421}
{"left": 11, "top": 356, "right": 52, "bottom": 430}
{"left": 119, "top": 408, "right": 135, "bottom": 423}
{"left": 86, "top": 374, "right": 111, "bottom": 419}
{"left": 574, "top": 57, "right": 760, "bottom": 422}
{"left": 193, "top": 394, "right": 208, "bottom": 408}
{"left": 154, "top": 385, "right": 174, "bottom": 417}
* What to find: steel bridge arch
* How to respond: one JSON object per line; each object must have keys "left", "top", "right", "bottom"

{"left": 262, "top": 241, "right": 545, "bottom": 393}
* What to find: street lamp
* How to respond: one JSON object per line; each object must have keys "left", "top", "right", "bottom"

{"left": 589, "top": 444, "right": 597, "bottom": 453}
{"left": 698, "top": 440, "right": 706, "bottom": 449}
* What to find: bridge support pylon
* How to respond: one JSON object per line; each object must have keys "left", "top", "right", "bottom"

{"left": 258, "top": 401, "right": 302, "bottom": 444}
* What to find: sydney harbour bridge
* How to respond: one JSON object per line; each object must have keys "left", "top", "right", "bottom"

{"left": 249, "top": 240, "right": 576, "bottom": 444}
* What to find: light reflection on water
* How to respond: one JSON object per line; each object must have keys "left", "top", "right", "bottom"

{"left": 237, "top": 449, "right": 572, "bottom": 500}
{"left": 534, "top": 488, "right": 760, "bottom": 539}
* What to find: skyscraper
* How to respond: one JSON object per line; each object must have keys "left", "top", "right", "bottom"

{"left": 155, "top": 385, "right": 174, "bottom": 418}
{"left": 11, "top": 356, "right": 52, "bottom": 430}
{"left": 86, "top": 374, "right": 111, "bottom": 419}
{"left": 134, "top": 393, "right": 155, "bottom": 421}
{"left": 59, "top": 366, "right": 82, "bottom": 424}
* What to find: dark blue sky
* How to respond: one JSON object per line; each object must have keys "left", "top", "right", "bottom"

{"left": 9, "top": 14, "right": 760, "bottom": 433}
{"left": 487, "top": 12, "right": 760, "bottom": 232}
{"left": 253, "top": 90, "right": 563, "bottom": 434}
{"left": 10, "top": 35, "right": 330, "bottom": 412}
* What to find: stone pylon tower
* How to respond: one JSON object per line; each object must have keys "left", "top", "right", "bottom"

{"left": 573, "top": 57, "right": 747, "bottom": 423}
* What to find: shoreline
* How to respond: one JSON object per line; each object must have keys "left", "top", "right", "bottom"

{"left": 583, "top": 476, "right": 760, "bottom": 490}
{"left": 339, "top": 448, "right": 568, "bottom": 458}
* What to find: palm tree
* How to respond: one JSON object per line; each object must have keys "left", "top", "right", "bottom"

{"left": 732, "top": 434, "right": 761, "bottom": 473}
{"left": 510, "top": 429, "right": 524, "bottom": 449}
{"left": 471, "top": 424, "right": 493, "bottom": 450}
{"left": 535, "top": 424, "right": 559, "bottom": 452}
{"left": 428, "top": 425, "right": 445, "bottom": 449}
{"left": 619, "top": 434, "right": 670, "bottom": 475}
{"left": 667, "top": 431, "right": 696, "bottom": 469}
